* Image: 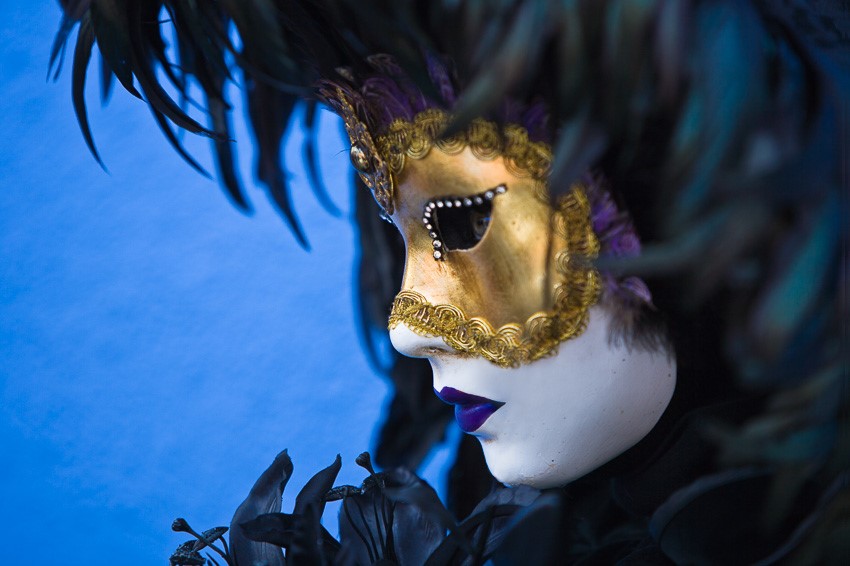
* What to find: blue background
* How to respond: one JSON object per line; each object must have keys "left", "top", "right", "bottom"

{"left": 0, "top": 3, "right": 451, "bottom": 563}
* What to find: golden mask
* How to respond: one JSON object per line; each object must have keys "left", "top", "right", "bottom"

{"left": 334, "top": 102, "right": 601, "bottom": 368}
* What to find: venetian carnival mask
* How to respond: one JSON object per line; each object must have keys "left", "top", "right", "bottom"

{"left": 327, "top": 88, "right": 676, "bottom": 489}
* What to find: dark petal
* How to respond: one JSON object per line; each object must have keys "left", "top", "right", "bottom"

{"left": 294, "top": 454, "right": 342, "bottom": 517}
{"left": 240, "top": 511, "right": 341, "bottom": 563}
{"left": 320, "top": 524, "right": 342, "bottom": 556}
{"left": 230, "top": 450, "right": 293, "bottom": 566}
{"left": 382, "top": 469, "right": 456, "bottom": 533}
{"left": 489, "top": 493, "right": 561, "bottom": 565}
{"left": 456, "top": 486, "right": 543, "bottom": 557}
{"left": 286, "top": 504, "right": 324, "bottom": 565}
{"left": 465, "top": 485, "right": 541, "bottom": 518}
{"left": 421, "top": 535, "right": 464, "bottom": 566}
{"left": 390, "top": 499, "right": 447, "bottom": 565}
{"left": 333, "top": 540, "right": 357, "bottom": 566}
{"left": 260, "top": 455, "right": 339, "bottom": 564}
{"left": 173, "top": 540, "right": 196, "bottom": 553}
{"left": 339, "top": 496, "right": 381, "bottom": 565}
{"left": 382, "top": 468, "right": 463, "bottom": 562}
{"left": 338, "top": 468, "right": 448, "bottom": 565}
{"left": 422, "top": 486, "right": 542, "bottom": 565}
{"left": 240, "top": 513, "right": 297, "bottom": 548}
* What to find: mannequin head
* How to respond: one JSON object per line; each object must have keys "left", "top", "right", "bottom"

{"left": 321, "top": 76, "right": 677, "bottom": 489}
{"left": 383, "top": 133, "right": 676, "bottom": 488}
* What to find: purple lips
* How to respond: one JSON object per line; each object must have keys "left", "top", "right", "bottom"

{"left": 436, "top": 387, "right": 505, "bottom": 433}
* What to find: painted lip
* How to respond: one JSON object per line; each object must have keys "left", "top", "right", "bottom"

{"left": 436, "top": 387, "right": 505, "bottom": 433}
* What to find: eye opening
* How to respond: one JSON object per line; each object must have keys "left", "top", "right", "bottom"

{"left": 423, "top": 184, "right": 507, "bottom": 260}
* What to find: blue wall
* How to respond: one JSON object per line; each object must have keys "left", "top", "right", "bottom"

{"left": 0, "top": 4, "right": 451, "bottom": 563}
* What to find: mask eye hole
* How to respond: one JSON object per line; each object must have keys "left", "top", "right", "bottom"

{"left": 423, "top": 184, "right": 507, "bottom": 260}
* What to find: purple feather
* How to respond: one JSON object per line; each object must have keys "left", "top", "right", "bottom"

{"left": 586, "top": 175, "right": 654, "bottom": 310}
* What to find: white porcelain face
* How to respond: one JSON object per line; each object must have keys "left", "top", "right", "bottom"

{"left": 390, "top": 307, "right": 676, "bottom": 488}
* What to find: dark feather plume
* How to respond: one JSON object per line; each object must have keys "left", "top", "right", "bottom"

{"left": 70, "top": 13, "right": 104, "bottom": 170}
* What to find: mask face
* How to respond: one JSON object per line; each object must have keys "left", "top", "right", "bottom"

{"left": 387, "top": 146, "right": 677, "bottom": 488}
{"left": 387, "top": 146, "right": 601, "bottom": 367}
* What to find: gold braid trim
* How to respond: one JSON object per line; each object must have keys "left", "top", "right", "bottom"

{"left": 323, "top": 86, "right": 395, "bottom": 214}
{"left": 388, "top": 187, "right": 601, "bottom": 368}
{"left": 376, "top": 109, "right": 552, "bottom": 185}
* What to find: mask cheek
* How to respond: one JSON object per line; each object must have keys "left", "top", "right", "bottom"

{"left": 477, "top": 307, "right": 677, "bottom": 488}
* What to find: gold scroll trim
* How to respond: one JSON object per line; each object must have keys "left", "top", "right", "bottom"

{"left": 376, "top": 109, "right": 552, "bottom": 184}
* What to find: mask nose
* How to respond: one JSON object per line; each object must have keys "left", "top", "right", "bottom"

{"left": 389, "top": 322, "right": 453, "bottom": 359}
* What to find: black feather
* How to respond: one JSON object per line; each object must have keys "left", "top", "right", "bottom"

{"left": 302, "top": 102, "right": 341, "bottom": 217}
{"left": 71, "top": 14, "right": 106, "bottom": 170}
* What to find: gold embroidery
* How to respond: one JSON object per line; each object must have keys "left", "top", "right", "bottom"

{"left": 388, "top": 188, "right": 601, "bottom": 367}
{"left": 324, "top": 87, "right": 395, "bottom": 214}
{"left": 376, "top": 109, "right": 552, "bottom": 186}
